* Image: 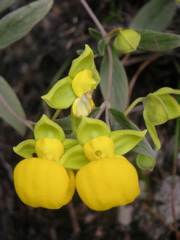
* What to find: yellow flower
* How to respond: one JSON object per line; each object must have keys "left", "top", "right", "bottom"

{"left": 76, "top": 156, "right": 140, "bottom": 211}
{"left": 14, "top": 158, "right": 75, "bottom": 209}
{"left": 42, "top": 45, "right": 100, "bottom": 117}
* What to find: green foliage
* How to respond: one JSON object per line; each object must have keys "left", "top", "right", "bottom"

{"left": 0, "top": 0, "right": 18, "bottom": 13}
{"left": 137, "top": 30, "right": 180, "bottom": 52}
{"left": 0, "top": 76, "right": 26, "bottom": 135}
{"left": 100, "top": 50, "right": 128, "bottom": 112}
{"left": 0, "top": 0, "right": 53, "bottom": 50}
{"left": 130, "top": 0, "right": 176, "bottom": 31}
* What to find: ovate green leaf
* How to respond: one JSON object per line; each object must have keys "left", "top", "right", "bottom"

{"left": 130, "top": 0, "right": 176, "bottom": 31}
{"left": 0, "top": 0, "right": 53, "bottom": 50}
{"left": 0, "top": 0, "right": 18, "bottom": 13}
{"left": 0, "top": 76, "right": 26, "bottom": 135}
{"left": 137, "top": 30, "right": 180, "bottom": 52}
{"left": 100, "top": 50, "right": 128, "bottom": 112}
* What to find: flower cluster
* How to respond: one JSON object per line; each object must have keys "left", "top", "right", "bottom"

{"left": 13, "top": 115, "right": 146, "bottom": 211}
{"left": 42, "top": 45, "right": 100, "bottom": 117}
{"left": 13, "top": 44, "right": 180, "bottom": 212}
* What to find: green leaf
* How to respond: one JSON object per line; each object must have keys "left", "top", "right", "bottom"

{"left": 100, "top": 50, "right": 128, "bottom": 112}
{"left": 0, "top": 0, "right": 53, "bottom": 50}
{"left": 137, "top": 30, "right": 180, "bottom": 52}
{"left": 59, "top": 145, "right": 90, "bottom": 170}
{"left": 129, "top": 0, "right": 176, "bottom": 31}
{"left": 109, "top": 108, "right": 156, "bottom": 158}
{"left": 136, "top": 154, "right": 156, "bottom": 171}
{"left": 55, "top": 116, "right": 72, "bottom": 135}
{"left": 98, "top": 39, "right": 106, "bottom": 55}
{"left": 0, "top": 76, "right": 26, "bottom": 135}
{"left": 0, "top": 0, "right": 18, "bottom": 13}
{"left": 34, "top": 115, "right": 65, "bottom": 141}
{"left": 13, "top": 139, "right": 36, "bottom": 158}
{"left": 88, "top": 28, "right": 102, "bottom": 39}
{"left": 77, "top": 117, "right": 111, "bottom": 145}
{"left": 110, "top": 129, "right": 147, "bottom": 155}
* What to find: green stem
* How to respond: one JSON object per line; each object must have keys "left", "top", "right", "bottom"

{"left": 51, "top": 109, "right": 61, "bottom": 121}
{"left": 124, "top": 97, "right": 144, "bottom": 116}
{"left": 0, "top": 94, "right": 34, "bottom": 131}
{"left": 80, "top": 0, "right": 113, "bottom": 127}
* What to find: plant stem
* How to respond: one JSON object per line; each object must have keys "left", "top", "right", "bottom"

{"left": 80, "top": 0, "right": 113, "bottom": 126}
{"left": 128, "top": 55, "right": 159, "bottom": 105}
{"left": 80, "top": 0, "right": 106, "bottom": 36}
{"left": 124, "top": 97, "right": 144, "bottom": 116}
{"left": 0, "top": 94, "right": 34, "bottom": 131}
{"left": 51, "top": 109, "right": 61, "bottom": 121}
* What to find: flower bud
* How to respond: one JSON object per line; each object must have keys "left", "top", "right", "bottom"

{"left": 113, "top": 29, "right": 141, "bottom": 53}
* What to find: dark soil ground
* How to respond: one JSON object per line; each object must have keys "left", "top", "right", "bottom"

{"left": 0, "top": 0, "right": 180, "bottom": 240}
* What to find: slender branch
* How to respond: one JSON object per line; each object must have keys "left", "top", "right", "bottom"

{"left": 80, "top": 0, "right": 113, "bottom": 126}
{"left": 51, "top": 109, "right": 61, "bottom": 121}
{"left": 124, "top": 97, "right": 144, "bottom": 116}
{"left": 0, "top": 94, "right": 34, "bottom": 131}
{"left": 80, "top": 0, "right": 107, "bottom": 36}
{"left": 128, "top": 55, "right": 160, "bottom": 105}
{"left": 105, "top": 44, "right": 113, "bottom": 126}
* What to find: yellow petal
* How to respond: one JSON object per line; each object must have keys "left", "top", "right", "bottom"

{"left": 72, "top": 69, "right": 97, "bottom": 97}
{"left": 72, "top": 94, "right": 95, "bottom": 117}
{"left": 13, "top": 158, "right": 75, "bottom": 209}
{"left": 83, "top": 136, "right": 114, "bottom": 161}
{"left": 35, "top": 138, "right": 64, "bottom": 161}
{"left": 76, "top": 156, "right": 140, "bottom": 211}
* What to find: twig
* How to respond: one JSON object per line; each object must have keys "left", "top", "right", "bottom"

{"left": 0, "top": 94, "right": 34, "bottom": 131}
{"left": 80, "top": 0, "right": 113, "bottom": 126}
{"left": 80, "top": 0, "right": 106, "bottom": 36}
{"left": 128, "top": 55, "right": 160, "bottom": 105}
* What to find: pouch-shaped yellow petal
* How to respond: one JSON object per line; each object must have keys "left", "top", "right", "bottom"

{"left": 35, "top": 138, "right": 64, "bottom": 161}
{"left": 76, "top": 156, "right": 140, "bottom": 211}
{"left": 83, "top": 136, "right": 114, "bottom": 161}
{"left": 72, "top": 69, "right": 97, "bottom": 97}
{"left": 13, "top": 158, "right": 75, "bottom": 209}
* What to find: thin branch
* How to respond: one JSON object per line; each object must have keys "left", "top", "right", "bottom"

{"left": 105, "top": 44, "right": 113, "bottom": 126}
{"left": 128, "top": 55, "right": 160, "bottom": 105}
{"left": 80, "top": 0, "right": 107, "bottom": 36}
{"left": 0, "top": 94, "right": 34, "bottom": 131}
{"left": 80, "top": 0, "right": 113, "bottom": 126}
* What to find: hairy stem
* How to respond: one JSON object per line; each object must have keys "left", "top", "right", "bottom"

{"left": 80, "top": 0, "right": 113, "bottom": 126}
{"left": 0, "top": 94, "right": 34, "bottom": 131}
